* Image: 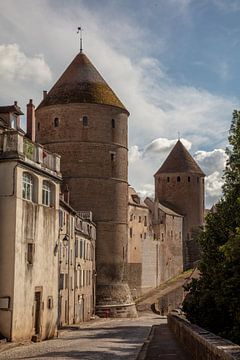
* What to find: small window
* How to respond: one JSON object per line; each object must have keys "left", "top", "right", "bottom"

{"left": 83, "top": 116, "right": 88, "bottom": 127}
{"left": 130, "top": 228, "right": 133, "bottom": 238}
{"left": 144, "top": 216, "right": 147, "bottom": 226}
{"left": 112, "top": 119, "right": 115, "bottom": 128}
{"left": 59, "top": 210, "right": 64, "bottom": 228}
{"left": 22, "top": 173, "right": 33, "bottom": 201}
{"left": 42, "top": 181, "right": 51, "bottom": 206}
{"left": 110, "top": 152, "right": 116, "bottom": 162}
{"left": 167, "top": 177, "right": 170, "bottom": 182}
{"left": 47, "top": 296, "right": 53, "bottom": 309}
{"left": 177, "top": 176, "right": 181, "bottom": 182}
{"left": 60, "top": 274, "right": 64, "bottom": 290}
{"left": 27, "top": 243, "right": 34, "bottom": 265}
{"left": 197, "top": 177, "right": 199, "bottom": 183}
{"left": 139, "top": 216, "right": 141, "bottom": 223}
{"left": 37, "top": 122, "right": 40, "bottom": 131}
{"left": 130, "top": 214, "right": 133, "bottom": 221}
{"left": 54, "top": 117, "right": 59, "bottom": 127}
{"left": 188, "top": 176, "right": 191, "bottom": 182}
{"left": 144, "top": 233, "right": 146, "bottom": 239}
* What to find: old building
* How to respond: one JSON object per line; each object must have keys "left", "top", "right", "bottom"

{"left": 59, "top": 195, "right": 76, "bottom": 327}
{"left": 154, "top": 140, "right": 205, "bottom": 269}
{"left": 75, "top": 211, "right": 96, "bottom": 322}
{"left": 59, "top": 198, "right": 96, "bottom": 327}
{"left": 35, "top": 51, "right": 136, "bottom": 317}
{"left": 0, "top": 101, "right": 61, "bottom": 341}
{"left": 145, "top": 198, "right": 183, "bottom": 283}
{"left": 127, "top": 186, "right": 184, "bottom": 297}
{"left": 127, "top": 187, "right": 160, "bottom": 297}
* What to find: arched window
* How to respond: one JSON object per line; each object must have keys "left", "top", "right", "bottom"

{"left": 54, "top": 117, "right": 59, "bottom": 127}
{"left": 42, "top": 181, "right": 51, "bottom": 206}
{"left": 22, "top": 172, "right": 33, "bottom": 201}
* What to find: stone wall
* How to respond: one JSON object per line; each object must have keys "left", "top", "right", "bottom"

{"left": 168, "top": 313, "right": 240, "bottom": 360}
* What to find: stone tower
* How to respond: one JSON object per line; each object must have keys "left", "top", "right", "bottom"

{"left": 154, "top": 140, "right": 205, "bottom": 269}
{"left": 35, "top": 52, "right": 137, "bottom": 317}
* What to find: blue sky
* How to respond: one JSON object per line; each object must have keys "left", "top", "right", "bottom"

{"left": 0, "top": 0, "right": 239, "bottom": 207}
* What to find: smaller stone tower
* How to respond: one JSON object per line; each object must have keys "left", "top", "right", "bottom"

{"left": 154, "top": 140, "right": 205, "bottom": 269}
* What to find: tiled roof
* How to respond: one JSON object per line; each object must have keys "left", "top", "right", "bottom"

{"left": 37, "top": 52, "right": 128, "bottom": 112}
{"left": 0, "top": 105, "right": 23, "bottom": 115}
{"left": 155, "top": 140, "right": 205, "bottom": 176}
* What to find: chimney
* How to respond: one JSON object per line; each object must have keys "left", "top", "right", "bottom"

{"left": 43, "top": 90, "right": 48, "bottom": 100}
{"left": 63, "top": 184, "right": 70, "bottom": 204}
{"left": 14, "top": 101, "right": 21, "bottom": 128}
{"left": 26, "top": 99, "right": 36, "bottom": 142}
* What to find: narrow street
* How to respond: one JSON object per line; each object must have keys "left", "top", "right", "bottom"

{"left": 0, "top": 312, "right": 192, "bottom": 360}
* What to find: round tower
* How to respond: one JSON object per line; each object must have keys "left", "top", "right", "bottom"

{"left": 154, "top": 140, "right": 205, "bottom": 269}
{"left": 35, "top": 52, "right": 137, "bottom": 317}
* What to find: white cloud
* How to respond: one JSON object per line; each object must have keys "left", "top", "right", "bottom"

{"left": 194, "top": 149, "right": 227, "bottom": 176}
{"left": 0, "top": 0, "right": 236, "bottom": 208}
{"left": 144, "top": 137, "right": 191, "bottom": 156}
{"left": 0, "top": 44, "right": 52, "bottom": 84}
{"left": 193, "top": 149, "right": 227, "bottom": 207}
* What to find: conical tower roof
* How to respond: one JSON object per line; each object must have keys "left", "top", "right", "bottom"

{"left": 154, "top": 140, "right": 205, "bottom": 176}
{"left": 37, "top": 52, "right": 128, "bottom": 112}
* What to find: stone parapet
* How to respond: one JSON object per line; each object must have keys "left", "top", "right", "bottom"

{"left": 168, "top": 313, "right": 240, "bottom": 360}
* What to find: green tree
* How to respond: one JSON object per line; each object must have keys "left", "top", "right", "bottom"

{"left": 182, "top": 110, "right": 240, "bottom": 344}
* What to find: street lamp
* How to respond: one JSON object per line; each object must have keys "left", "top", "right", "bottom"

{"left": 62, "top": 234, "right": 69, "bottom": 247}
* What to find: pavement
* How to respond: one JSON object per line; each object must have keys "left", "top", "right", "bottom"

{"left": 0, "top": 312, "right": 192, "bottom": 360}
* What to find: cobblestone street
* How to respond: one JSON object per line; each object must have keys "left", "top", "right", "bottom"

{"left": 0, "top": 313, "right": 162, "bottom": 360}
{"left": 0, "top": 312, "right": 192, "bottom": 360}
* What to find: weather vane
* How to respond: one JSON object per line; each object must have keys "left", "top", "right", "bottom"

{"left": 77, "top": 27, "right": 83, "bottom": 53}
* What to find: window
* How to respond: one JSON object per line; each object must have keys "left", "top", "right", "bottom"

{"left": 110, "top": 152, "right": 116, "bottom": 162}
{"left": 54, "top": 117, "right": 59, "bottom": 127}
{"left": 112, "top": 119, "right": 115, "bottom": 128}
{"left": 42, "top": 181, "right": 51, "bottom": 206}
{"left": 27, "top": 243, "right": 34, "bottom": 265}
{"left": 139, "top": 216, "right": 141, "bottom": 223}
{"left": 59, "top": 210, "right": 64, "bottom": 228}
{"left": 60, "top": 274, "right": 64, "bottom": 290}
{"left": 130, "top": 214, "right": 133, "bottom": 221}
{"left": 167, "top": 177, "right": 170, "bottom": 182}
{"left": 83, "top": 116, "right": 88, "bottom": 127}
{"left": 197, "top": 177, "right": 199, "bottom": 183}
{"left": 37, "top": 122, "right": 40, "bottom": 131}
{"left": 177, "top": 176, "right": 181, "bottom": 182}
{"left": 22, "top": 173, "right": 33, "bottom": 201}
{"left": 188, "top": 176, "right": 191, "bottom": 182}
{"left": 144, "top": 233, "right": 146, "bottom": 239}
{"left": 144, "top": 216, "right": 147, "bottom": 226}
{"left": 47, "top": 296, "right": 53, "bottom": 309}
{"left": 130, "top": 228, "right": 133, "bottom": 238}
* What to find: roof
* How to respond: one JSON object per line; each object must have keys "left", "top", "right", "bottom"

{"left": 154, "top": 140, "right": 205, "bottom": 176}
{"left": 128, "top": 186, "right": 148, "bottom": 208}
{"left": 0, "top": 104, "right": 23, "bottom": 115}
{"left": 145, "top": 197, "right": 183, "bottom": 217}
{"left": 37, "top": 52, "right": 128, "bottom": 113}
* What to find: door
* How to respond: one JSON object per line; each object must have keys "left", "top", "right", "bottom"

{"left": 34, "top": 291, "right": 41, "bottom": 335}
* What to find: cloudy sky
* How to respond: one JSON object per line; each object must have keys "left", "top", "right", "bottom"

{"left": 0, "top": 0, "right": 239, "bottom": 207}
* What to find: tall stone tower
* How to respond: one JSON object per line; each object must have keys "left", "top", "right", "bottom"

{"left": 35, "top": 52, "right": 137, "bottom": 317}
{"left": 154, "top": 140, "right": 205, "bottom": 269}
